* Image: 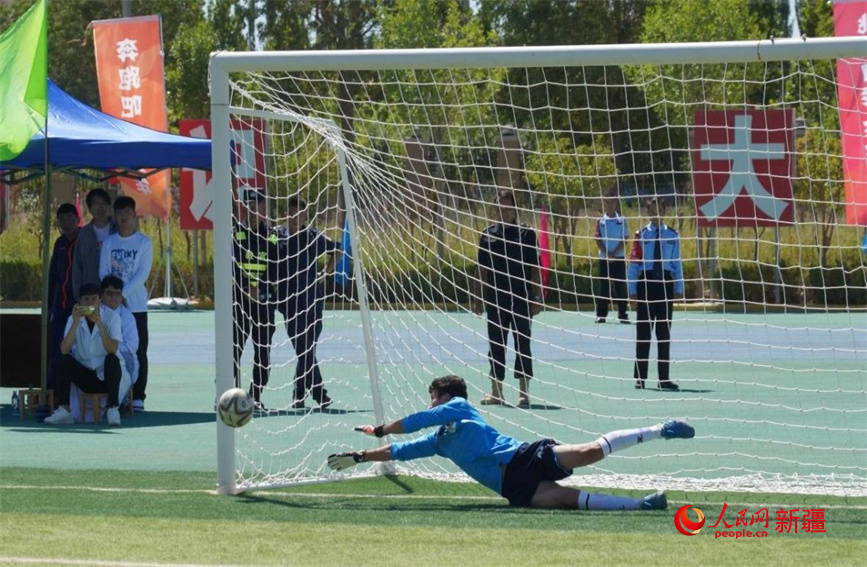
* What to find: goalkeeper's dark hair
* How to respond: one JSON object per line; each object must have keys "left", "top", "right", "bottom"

{"left": 429, "top": 375, "right": 468, "bottom": 400}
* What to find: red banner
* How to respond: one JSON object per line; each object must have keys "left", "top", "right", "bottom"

{"left": 692, "top": 110, "right": 795, "bottom": 227}
{"left": 834, "top": 0, "right": 867, "bottom": 226}
{"left": 178, "top": 119, "right": 267, "bottom": 230}
{"left": 92, "top": 15, "right": 169, "bottom": 219}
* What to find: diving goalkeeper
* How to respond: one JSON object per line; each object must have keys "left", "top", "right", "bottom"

{"left": 327, "top": 375, "right": 694, "bottom": 510}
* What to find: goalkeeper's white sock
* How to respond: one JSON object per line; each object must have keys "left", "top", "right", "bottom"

{"left": 596, "top": 424, "right": 663, "bottom": 457}
{"left": 577, "top": 491, "right": 641, "bottom": 511}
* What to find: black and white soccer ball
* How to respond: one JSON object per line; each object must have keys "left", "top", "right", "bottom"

{"left": 217, "top": 388, "right": 254, "bottom": 428}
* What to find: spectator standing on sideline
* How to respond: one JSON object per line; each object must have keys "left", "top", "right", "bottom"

{"left": 594, "top": 196, "right": 630, "bottom": 324}
{"left": 232, "top": 189, "right": 280, "bottom": 410}
{"left": 473, "top": 190, "right": 542, "bottom": 408}
{"left": 43, "top": 283, "right": 130, "bottom": 426}
{"left": 628, "top": 197, "right": 683, "bottom": 391}
{"left": 72, "top": 188, "right": 117, "bottom": 301}
{"left": 47, "top": 204, "right": 80, "bottom": 389}
{"left": 100, "top": 196, "right": 152, "bottom": 411}
{"left": 100, "top": 275, "right": 140, "bottom": 393}
{"left": 273, "top": 196, "right": 340, "bottom": 409}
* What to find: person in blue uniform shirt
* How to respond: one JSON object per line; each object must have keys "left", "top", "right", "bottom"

{"left": 232, "top": 189, "right": 281, "bottom": 409}
{"left": 627, "top": 197, "right": 683, "bottom": 390}
{"left": 273, "top": 196, "right": 341, "bottom": 409}
{"left": 327, "top": 375, "right": 694, "bottom": 510}
{"left": 594, "top": 195, "right": 630, "bottom": 324}
{"left": 472, "top": 190, "right": 542, "bottom": 408}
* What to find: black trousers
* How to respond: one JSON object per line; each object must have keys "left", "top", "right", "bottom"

{"left": 233, "top": 298, "right": 275, "bottom": 401}
{"left": 56, "top": 353, "right": 122, "bottom": 407}
{"left": 279, "top": 299, "right": 327, "bottom": 402}
{"left": 132, "top": 312, "right": 148, "bottom": 401}
{"left": 634, "top": 274, "right": 674, "bottom": 383}
{"left": 486, "top": 301, "right": 533, "bottom": 382}
{"left": 595, "top": 258, "right": 628, "bottom": 319}
{"left": 47, "top": 304, "right": 71, "bottom": 390}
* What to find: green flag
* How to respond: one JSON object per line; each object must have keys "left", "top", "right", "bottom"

{"left": 0, "top": 0, "right": 48, "bottom": 162}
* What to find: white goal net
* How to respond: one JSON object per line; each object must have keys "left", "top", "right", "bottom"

{"left": 210, "top": 39, "right": 867, "bottom": 496}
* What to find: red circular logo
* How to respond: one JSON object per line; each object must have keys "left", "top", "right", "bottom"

{"left": 674, "top": 504, "right": 706, "bottom": 536}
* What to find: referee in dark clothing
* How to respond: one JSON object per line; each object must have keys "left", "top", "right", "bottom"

{"left": 232, "top": 189, "right": 281, "bottom": 409}
{"left": 473, "top": 190, "right": 543, "bottom": 408}
{"left": 274, "top": 197, "right": 341, "bottom": 409}
{"left": 627, "top": 197, "right": 683, "bottom": 390}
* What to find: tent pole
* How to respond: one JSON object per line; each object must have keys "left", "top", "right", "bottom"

{"left": 39, "top": 154, "right": 51, "bottom": 407}
{"left": 165, "top": 180, "right": 172, "bottom": 300}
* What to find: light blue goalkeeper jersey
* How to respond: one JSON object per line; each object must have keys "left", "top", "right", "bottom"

{"left": 389, "top": 397, "right": 522, "bottom": 495}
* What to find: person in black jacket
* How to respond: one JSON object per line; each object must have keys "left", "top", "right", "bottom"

{"left": 232, "top": 189, "right": 281, "bottom": 409}
{"left": 274, "top": 197, "right": 341, "bottom": 409}
{"left": 473, "top": 190, "right": 542, "bottom": 408}
{"left": 47, "top": 203, "right": 80, "bottom": 389}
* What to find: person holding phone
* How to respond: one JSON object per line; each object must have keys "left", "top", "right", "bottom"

{"left": 43, "top": 283, "right": 131, "bottom": 426}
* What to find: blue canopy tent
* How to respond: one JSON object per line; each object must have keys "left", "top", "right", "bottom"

{"left": 2, "top": 80, "right": 211, "bottom": 179}
{"left": 0, "top": 80, "right": 212, "bottom": 405}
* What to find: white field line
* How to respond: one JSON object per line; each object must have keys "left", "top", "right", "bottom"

{"left": 0, "top": 558, "right": 243, "bottom": 567}
{"left": 1, "top": 483, "right": 864, "bottom": 509}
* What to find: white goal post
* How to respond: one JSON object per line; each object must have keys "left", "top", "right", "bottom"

{"left": 210, "top": 38, "right": 867, "bottom": 496}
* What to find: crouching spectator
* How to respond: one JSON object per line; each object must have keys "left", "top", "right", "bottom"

{"left": 99, "top": 275, "right": 139, "bottom": 393}
{"left": 43, "top": 283, "right": 131, "bottom": 426}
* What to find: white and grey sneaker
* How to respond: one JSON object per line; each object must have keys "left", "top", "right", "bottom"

{"left": 44, "top": 407, "right": 74, "bottom": 425}
{"left": 107, "top": 407, "right": 121, "bottom": 426}
{"left": 132, "top": 399, "right": 145, "bottom": 413}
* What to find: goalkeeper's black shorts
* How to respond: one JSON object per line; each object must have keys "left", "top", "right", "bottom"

{"left": 501, "top": 439, "right": 572, "bottom": 507}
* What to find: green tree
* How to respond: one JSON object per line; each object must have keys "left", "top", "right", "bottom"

{"left": 374, "top": 0, "right": 501, "bottom": 256}
{"left": 525, "top": 136, "right": 618, "bottom": 266}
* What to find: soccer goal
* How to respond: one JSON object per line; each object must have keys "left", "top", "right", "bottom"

{"left": 210, "top": 38, "right": 867, "bottom": 496}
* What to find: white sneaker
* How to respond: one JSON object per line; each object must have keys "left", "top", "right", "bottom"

{"left": 107, "top": 407, "right": 121, "bottom": 426}
{"left": 132, "top": 399, "right": 145, "bottom": 413}
{"left": 44, "top": 407, "right": 74, "bottom": 425}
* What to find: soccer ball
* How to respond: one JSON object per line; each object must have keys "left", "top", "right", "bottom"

{"left": 217, "top": 388, "right": 254, "bottom": 428}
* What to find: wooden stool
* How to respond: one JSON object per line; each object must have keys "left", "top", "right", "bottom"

{"left": 77, "top": 392, "right": 135, "bottom": 423}
{"left": 18, "top": 389, "right": 54, "bottom": 419}
{"left": 79, "top": 392, "right": 108, "bottom": 423}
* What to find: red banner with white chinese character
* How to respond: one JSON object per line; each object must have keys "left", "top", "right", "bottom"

{"left": 692, "top": 110, "right": 795, "bottom": 227}
{"left": 834, "top": 0, "right": 867, "bottom": 226}
{"left": 92, "top": 15, "right": 169, "bottom": 219}
{"left": 178, "top": 119, "right": 268, "bottom": 230}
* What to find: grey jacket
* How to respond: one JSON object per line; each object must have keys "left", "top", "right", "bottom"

{"left": 72, "top": 219, "right": 118, "bottom": 301}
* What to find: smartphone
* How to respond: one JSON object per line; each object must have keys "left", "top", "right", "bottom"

{"left": 83, "top": 305, "right": 96, "bottom": 314}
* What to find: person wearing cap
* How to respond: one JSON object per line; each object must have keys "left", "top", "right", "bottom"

{"left": 232, "top": 188, "right": 281, "bottom": 409}
{"left": 627, "top": 197, "right": 683, "bottom": 391}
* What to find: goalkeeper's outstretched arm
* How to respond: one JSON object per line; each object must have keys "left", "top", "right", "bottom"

{"left": 327, "top": 444, "right": 392, "bottom": 472}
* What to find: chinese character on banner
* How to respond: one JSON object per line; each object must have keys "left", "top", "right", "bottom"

{"left": 178, "top": 119, "right": 268, "bottom": 230}
{"left": 692, "top": 110, "right": 795, "bottom": 227}
{"left": 774, "top": 508, "right": 800, "bottom": 533}
{"left": 92, "top": 15, "right": 170, "bottom": 219}
{"left": 833, "top": 0, "right": 867, "bottom": 225}
{"left": 802, "top": 509, "right": 827, "bottom": 533}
